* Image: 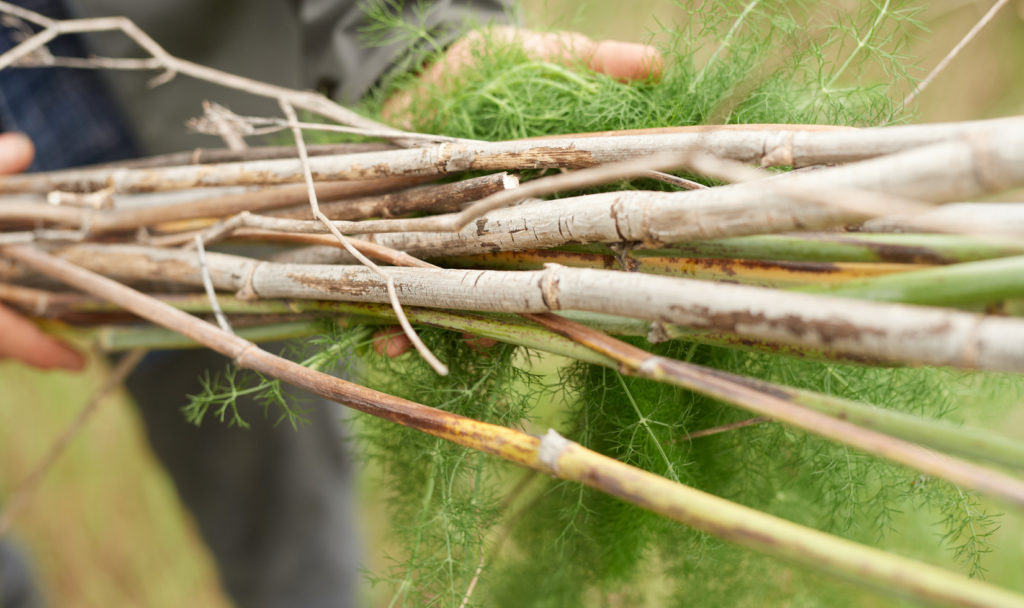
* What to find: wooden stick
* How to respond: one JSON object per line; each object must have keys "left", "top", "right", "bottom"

{"left": 52, "top": 244, "right": 1024, "bottom": 372}
{"left": 432, "top": 249, "right": 924, "bottom": 287}
{"left": 0, "top": 2, "right": 420, "bottom": 140}
{"left": 90, "top": 143, "right": 396, "bottom": 170}
{"left": 5, "top": 242, "right": 1024, "bottom": 608}
{"left": 2, "top": 117, "right": 1019, "bottom": 194}
{"left": 0, "top": 176, "right": 431, "bottom": 232}
{"left": 526, "top": 311, "right": 1024, "bottom": 507}
{"left": 269, "top": 172, "right": 519, "bottom": 221}
{"left": 903, "top": 0, "right": 1011, "bottom": 106}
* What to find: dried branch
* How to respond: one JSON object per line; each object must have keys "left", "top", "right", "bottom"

{"left": 526, "top": 312, "right": 1024, "bottom": 507}
{"left": 2, "top": 117, "right": 1019, "bottom": 194}
{"left": 268, "top": 172, "right": 518, "bottom": 221}
{"left": 92, "top": 142, "right": 396, "bottom": 170}
{"left": 432, "top": 249, "right": 922, "bottom": 288}
{"left": 0, "top": 176, "right": 430, "bottom": 233}
{"left": 5, "top": 242, "right": 1024, "bottom": 608}
{"left": 0, "top": 1, "right": 417, "bottom": 139}
{"left": 863, "top": 203, "right": 1024, "bottom": 234}
{"left": 52, "top": 244, "right": 1024, "bottom": 372}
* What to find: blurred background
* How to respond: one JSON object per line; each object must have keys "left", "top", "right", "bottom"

{"left": 1, "top": 1, "right": 1023, "bottom": 606}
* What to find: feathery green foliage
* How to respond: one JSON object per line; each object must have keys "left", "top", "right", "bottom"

{"left": 355, "top": 330, "right": 548, "bottom": 606}
{"left": 182, "top": 321, "right": 373, "bottom": 430}
{"left": 369, "top": 0, "right": 924, "bottom": 137}
{"left": 183, "top": 1, "right": 1023, "bottom": 605}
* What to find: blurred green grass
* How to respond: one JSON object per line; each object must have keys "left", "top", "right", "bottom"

{"left": 2, "top": 2, "right": 1023, "bottom": 606}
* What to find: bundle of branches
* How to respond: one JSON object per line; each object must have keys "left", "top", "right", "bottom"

{"left": 3, "top": 1, "right": 1024, "bottom": 606}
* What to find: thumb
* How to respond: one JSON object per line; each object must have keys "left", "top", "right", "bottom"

{"left": 0, "top": 132, "right": 34, "bottom": 174}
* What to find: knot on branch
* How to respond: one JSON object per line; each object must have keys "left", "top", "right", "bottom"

{"left": 539, "top": 263, "right": 563, "bottom": 310}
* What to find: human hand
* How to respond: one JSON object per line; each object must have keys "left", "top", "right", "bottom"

{"left": 383, "top": 25, "right": 664, "bottom": 123}
{"left": 0, "top": 132, "right": 86, "bottom": 371}
{"left": 372, "top": 325, "right": 497, "bottom": 358}
{"left": 375, "top": 27, "right": 662, "bottom": 358}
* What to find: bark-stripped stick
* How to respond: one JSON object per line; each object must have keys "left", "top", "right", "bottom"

{"left": 863, "top": 203, "right": 1024, "bottom": 234}
{"left": 52, "top": 244, "right": 1024, "bottom": 372}
{"left": 209, "top": 126, "right": 1024, "bottom": 257}
{"left": 2, "top": 117, "right": 1020, "bottom": 194}
{"left": 5, "top": 243, "right": 1024, "bottom": 608}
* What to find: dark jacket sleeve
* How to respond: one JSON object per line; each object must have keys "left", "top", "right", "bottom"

{"left": 295, "top": 0, "right": 514, "bottom": 104}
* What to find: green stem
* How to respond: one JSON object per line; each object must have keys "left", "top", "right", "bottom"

{"left": 88, "top": 299, "right": 1024, "bottom": 471}
{"left": 690, "top": 0, "right": 761, "bottom": 94}
{"left": 642, "top": 233, "right": 1024, "bottom": 264}
{"left": 796, "top": 255, "right": 1024, "bottom": 307}
{"left": 824, "top": 0, "right": 891, "bottom": 92}
{"left": 96, "top": 320, "right": 324, "bottom": 350}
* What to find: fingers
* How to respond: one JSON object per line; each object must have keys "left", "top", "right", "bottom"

{"left": 0, "top": 134, "right": 83, "bottom": 372}
{"left": 381, "top": 26, "right": 663, "bottom": 124}
{"left": 372, "top": 326, "right": 499, "bottom": 359}
{"left": 373, "top": 326, "right": 412, "bottom": 358}
{"left": 0, "top": 304, "right": 86, "bottom": 371}
{"left": 472, "top": 26, "right": 663, "bottom": 82}
{"left": 589, "top": 39, "right": 664, "bottom": 82}
{"left": 0, "top": 132, "right": 34, "bottom": 174}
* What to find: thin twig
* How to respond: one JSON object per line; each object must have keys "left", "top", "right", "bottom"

{"left": 278, "top": 100, "right": 447, "bottom": 375}
{"left": 193, "top": 234, "right": 232, "bottom": 333}
{"left": 0, "top": 2, "right": 412, "bottom": 139}
{"left": 0, "top": 348, "right": 146, "bottom": 536}
{"left": 458, "top": 555, "right": 486, "bottom": 608}
{"left": 642, "top": 170, "right": 707, "bottom": 190}
{"left": 6, "top": 244, "right": 1023, "bottom": 607}
{"left": 6, "top": 118, "right": 1020, "bottom": 194}
{"left": 523, "top": 312, "right": 1024, "bottom": 508}
{"left": 678, "top": 417, "right": 772, "bottom": 442}
{"left": 190, "top": 102, "right": 473, "bottom": 145}
{"left": 903, "top": 0, "right": 1010, "bottom": 106}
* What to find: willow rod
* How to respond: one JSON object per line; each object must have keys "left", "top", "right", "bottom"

{"left": 15, "top": 286, "right": 1016, "bottom": 472}
{"left": 54, "top": 244, "right": 1024, "bottom": 372}
{"left": 5, "top": 242, "right": 1024, "bottom": 608}
{"left": 1, "top": 117, "right": 1019, "bottom": 194}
